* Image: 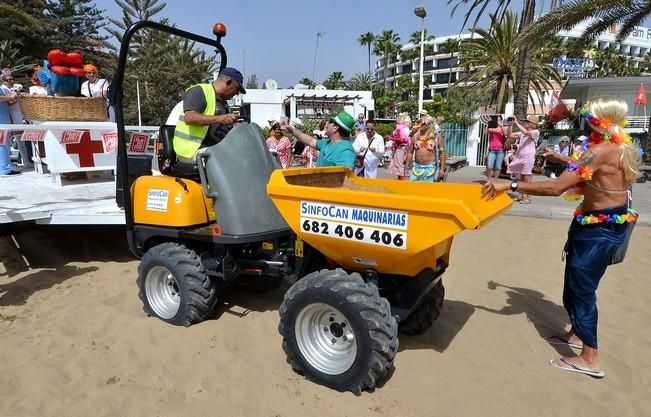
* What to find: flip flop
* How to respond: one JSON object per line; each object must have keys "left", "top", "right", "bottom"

{"left": 547, "top": 335, "right": 583, "bottom": 350}
{"left": 549, "top": 358, "right": 606, "bottom": 379}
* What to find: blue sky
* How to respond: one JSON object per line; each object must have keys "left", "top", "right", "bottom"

{"left": 95, "top": 0, "right": 514, "bottom": 86}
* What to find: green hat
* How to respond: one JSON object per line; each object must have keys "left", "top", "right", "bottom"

{"left": 330, "top": 111, "right": 355, "bottom": 135}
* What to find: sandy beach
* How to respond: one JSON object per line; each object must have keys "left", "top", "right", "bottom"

{"left": 1, "top": 218, "right": 650, "bottom": 417}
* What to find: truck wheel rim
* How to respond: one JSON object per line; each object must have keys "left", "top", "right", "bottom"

{"left": 295, "top": 303, "right": 357, "bottom": 375}
{"left": 145, "top": 266, "right": 181, "bottom": 319}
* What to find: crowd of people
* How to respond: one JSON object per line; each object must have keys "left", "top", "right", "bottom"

{"left": 263, "top": 110, "right": 448, "bottom": 183}
{"left": 0, "top": 63, "right": 112, "bottom": 177}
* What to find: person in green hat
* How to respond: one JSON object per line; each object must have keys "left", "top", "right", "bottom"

{"left": 281, "top": 111, "right": 356, "bottom": 168}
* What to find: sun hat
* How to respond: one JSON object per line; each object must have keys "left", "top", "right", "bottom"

{"left": 1, "top": 68, "right": 12, "bottom": 81}
{"left": 329, "top": 111, "right": 355, "bottom": 135}
{"left": 526, "top": 115, "right": 539, "bottom": 125}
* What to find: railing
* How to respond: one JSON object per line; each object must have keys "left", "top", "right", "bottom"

{"left": 440, "top": 122, "right": 468, "bottom": 157}
{"left": 627, "top": 116, "right": 649, "bottom": 130}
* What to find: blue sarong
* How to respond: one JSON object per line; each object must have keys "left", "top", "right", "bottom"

{"left": 409, "top": 162, "right": 436, "bottom": 182}
{"left": 563, "top": 204, "right": 632, "bottom": 349}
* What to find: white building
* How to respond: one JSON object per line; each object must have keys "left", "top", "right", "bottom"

{"left": 233, "top": 88, "right": 374, "bottom": 128}
{"left": 374, "top": 23, "right": 651, "bottom": 102}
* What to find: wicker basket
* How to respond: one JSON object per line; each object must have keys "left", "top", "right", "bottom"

{"left": 19, "top": 95, "right": 108, "bottom": 122}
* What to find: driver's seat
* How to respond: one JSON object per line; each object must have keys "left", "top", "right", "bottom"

{"left": 157, "top": 125, "right": 200, "bottom": 179}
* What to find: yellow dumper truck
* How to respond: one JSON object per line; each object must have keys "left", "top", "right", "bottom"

{"left": 112, "top": 21, "right": 512, "bottom": 394}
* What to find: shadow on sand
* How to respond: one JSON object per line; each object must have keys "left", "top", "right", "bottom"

{"left": 0, "top": 224, "right": 135, "bottom": 306}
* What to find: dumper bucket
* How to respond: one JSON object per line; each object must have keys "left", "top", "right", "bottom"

{"left": 267, "top": 167, "right": 511, "bottom": 276}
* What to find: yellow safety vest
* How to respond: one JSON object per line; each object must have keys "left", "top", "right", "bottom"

{"left": 173, "top": 83, "right": 217, "bottom": 159}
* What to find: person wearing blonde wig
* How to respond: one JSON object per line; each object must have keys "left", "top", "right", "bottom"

{"left": 481, "top": 96, "right": 641, "bottom": 379}
{"left": 387, "top": 112, "right": 412, "bottom": 180}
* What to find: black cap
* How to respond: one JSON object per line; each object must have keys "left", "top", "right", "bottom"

{"left": 220, "top": 67, "right": 246, "bottom": 94}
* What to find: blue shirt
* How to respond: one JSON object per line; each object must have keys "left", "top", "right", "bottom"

{"left": 315, "top": 138, "right": 356, "bottom": 168}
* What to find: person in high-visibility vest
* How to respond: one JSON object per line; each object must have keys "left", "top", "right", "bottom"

{"left": 173, "top": 67, "right": 246, "bottom": 162}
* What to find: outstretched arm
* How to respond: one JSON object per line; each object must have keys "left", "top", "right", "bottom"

{"left": 282, "top": 123, "right": 317, "bottom": 148}
{"left": 481, "top": 149, "right": 600, "bottom": 199}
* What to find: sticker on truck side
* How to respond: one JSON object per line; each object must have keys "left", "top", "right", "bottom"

{"left": 299, "top": 201, "right": 408, "bottom": 250}
{"left": 146, "top": 189, "right": 169, "bottom": 212}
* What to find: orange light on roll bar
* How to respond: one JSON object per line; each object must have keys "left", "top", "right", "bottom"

{"left": 213, "top": 23, "right": 227, "bottom": 37}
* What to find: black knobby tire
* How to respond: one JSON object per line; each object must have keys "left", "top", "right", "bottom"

{"left": 278, "top": 268, "right": 398, "bottom": 394}
{"left": 399, "top": 279, "right": 445, "bottom": 336}
{"left": 137, "top": 242, "right": 218, "bottom": 327}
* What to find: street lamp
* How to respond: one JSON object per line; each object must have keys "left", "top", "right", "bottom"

{"left": 414, "top": 6, "right": 427, "bottom": 114}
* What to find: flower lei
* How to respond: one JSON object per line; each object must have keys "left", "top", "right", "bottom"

{"left": 562, "top": 122, "right": 632, "bottom": 202}
{"left": 574, "top": 207, "right": 638, "bottom": 225}
{"left": 579, "top": 106, "right": 630, "bottom": 135}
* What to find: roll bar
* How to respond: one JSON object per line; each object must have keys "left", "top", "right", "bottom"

{"left": 111, "top": 20, "right": 228, "bottom": 257}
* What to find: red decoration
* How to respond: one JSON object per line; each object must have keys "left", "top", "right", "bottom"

{"left": 634, "top": 83, "right": 647, "bottom": 105}
{"left": 21, "top": 130, "right": 46, "bottom": 142}
{"left": 47, "top": 49, "right": 66, "bottom": 66}
{"left": 101, "top": 131, "right": 118, "bottom": 154}
{"left": 69, "top": 67, "right": 86, "bottom": 77}
{"left": 66, "top": 52, "right": 84, "bottom": 67}
{"left": 65, "top": 131, "right": 105, "bottom": 167}
{"left": 548, "top": 101, "right": 571, "bottom": 123}
{"left": 50, "top": 65, "right": 71, "bottom": 76}
{"left": 129, "top": 133, "right": 149, "bottom": 153}
{"left": 61, "top": 130, "right": 84, "bottom": 144}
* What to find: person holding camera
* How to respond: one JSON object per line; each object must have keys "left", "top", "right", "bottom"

{"left": 486, "top": 116, "right": 507, "bottom": 181}
{"left": 281, "top": 111, "right": 356, "bottom": 168}
{"left": 504, "top": 115, "right": 540, "bottom": 204}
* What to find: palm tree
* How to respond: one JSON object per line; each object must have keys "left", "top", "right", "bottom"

{"left": 373, "top": 30, "right": 401, "bottom": 90}
{"left": 323, "top": 71, "right": 345, "bottom": 89}
{"left": 358, "top": 32, "right": 375, "bottom": 75}
{"left": 643, "top": 52, "right": 651, "bottom": 73}
{"left": 0, "top": 40, "right": 35, "bottom": 79}
{"left": 440, "top": 38, "right": 461, "bottom": 90}
{"left": 457, "top": 11, "right": 560, "bottom": 114}
{"left": 520, "top": 0, "right": 651, "bottom": 45}
{"left": 345, "top": 72, "right": 373, "bottom": 91}
{"left": 298, "top": 77, "right": 316, "bottom": 88}
{"left": 449, "top": 0, "right": 538, "bottom": 119}
{"left": 408, "top": 29, "right": 435, "bottom": 76}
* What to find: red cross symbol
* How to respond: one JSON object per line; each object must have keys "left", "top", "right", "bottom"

{"left": 65, "top": 131, "right": 105, "bottom": 167}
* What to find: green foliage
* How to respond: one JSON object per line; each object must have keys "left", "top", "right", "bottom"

{"left": 106, "top": 0, "right": 166, "bottom": 49}
{"left": 0, "top": 0, "right": 46, "bottom": 65}
{"left": 457, "top": 11, "right": 560, "bottom": 114}
{"left": 358, "top": 31, "right": 375, "bottom": 74}
{"left": 373, "top": 30, "right": 401, "bottom": 90}
{"left": 298, "top": 77, "right": 316, "bottom": 88}
{"left": 323, "top": 71, "right": 344, "bottom": 89}
{"left": 441, "top": 85, "right": 490, "bottom": 124}
{"left": 345, "top": 72, "right": 372, "bottom": 91}
{"left": 593, "top": 46, "right": 639, "bottom": 77}
{"left": 121, "top": 20, "right": 215, "bottom": 125}
{"left": 102, "top": 0, "right": 216, "bottom": 125}
{"left": 374, "top": 123, "right": 394, "bottom": 138}
{"left": 0, "top": 40, "right": 35, "bottom": 85}
{"left": 398, "top": 100, "right": 418, "bottom": 115}
{"left": 43, "top": 0, "right": 114, "bottom": 75}
{"left": 520, "top": 0, "right": 651, "bottom": 45}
